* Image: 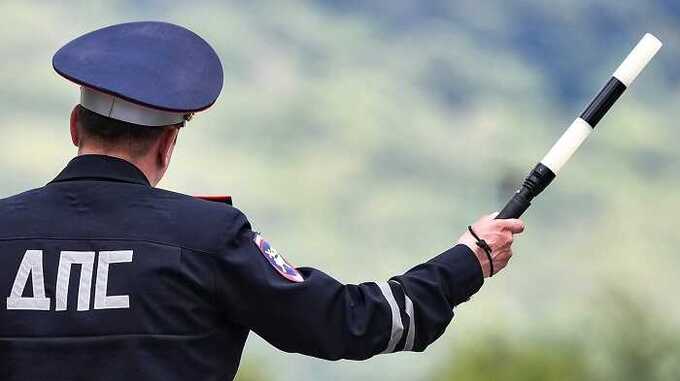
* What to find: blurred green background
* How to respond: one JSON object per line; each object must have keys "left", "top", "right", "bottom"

{"left": 1, "top": 0, "right": 679, "bottom": 380}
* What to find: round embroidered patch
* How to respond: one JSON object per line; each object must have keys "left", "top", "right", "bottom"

{"left": 253, "top": 234, "right": 304, "bottom": 283}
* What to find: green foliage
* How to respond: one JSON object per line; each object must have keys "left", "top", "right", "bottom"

{"left": 587, "top": 290, "right": 680, "bottom": 381}
{"left": 433, "top": 336, "right": 591, "bottom": 381}
{"left": 433, "top": 293, "right": 680, "bottom": 381}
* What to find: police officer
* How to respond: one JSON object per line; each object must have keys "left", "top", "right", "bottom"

{"left": 0, "top": 22, "right": 524, "bottom": 381}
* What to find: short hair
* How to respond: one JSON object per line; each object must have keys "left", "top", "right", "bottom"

{"left": 76, "top": 105, "right": 180, "bottom": 157}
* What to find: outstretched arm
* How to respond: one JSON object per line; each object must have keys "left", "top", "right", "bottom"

{"left": 216, "top": 212, "right": 522, "bottom": 360}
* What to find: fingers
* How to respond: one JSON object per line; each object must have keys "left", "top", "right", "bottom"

{"left": 494, "top": 218, "right": 525, "bottom": 234}
{"left": 466, "top": 214, "right": 522, "bottom": 278}
{"left": 468, "top": 213, "right": 523, "bottom": 278}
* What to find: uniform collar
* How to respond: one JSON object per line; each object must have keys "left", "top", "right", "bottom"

{"left": 49, "top": 154, "right": 151, "bottom": 186}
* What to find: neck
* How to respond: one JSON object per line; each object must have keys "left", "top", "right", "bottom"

{"left": 77, "top": 147, "right": 160, "bottom": 186}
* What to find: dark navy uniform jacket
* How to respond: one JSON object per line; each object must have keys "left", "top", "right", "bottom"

{"left": 0, "top": 155, "right": 484, "bottom": 381}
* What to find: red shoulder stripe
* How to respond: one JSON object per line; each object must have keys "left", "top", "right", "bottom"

{"left": 194, "top": 195, "right": 233, "bottom": 205}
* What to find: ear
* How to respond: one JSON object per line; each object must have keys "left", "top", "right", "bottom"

{"left": 157, "top": 127, "right": 180, "bottom": 169}
{"left": 70, "top": 105, "right": 80, "bottom": 147}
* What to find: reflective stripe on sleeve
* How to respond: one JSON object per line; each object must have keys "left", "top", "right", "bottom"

{"left": 402, "top": 290, "right": 416, "bottom": 351}
{"left": 376, "top": 281, "right": 404, "bottom": 354}
{"left": 389, "top": 280, "right": 416, "bottom": 352}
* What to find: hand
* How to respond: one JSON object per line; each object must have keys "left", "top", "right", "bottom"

{"left": 457, "top": 213, "right": 525, "bottom": 278}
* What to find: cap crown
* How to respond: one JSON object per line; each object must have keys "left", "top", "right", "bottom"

{"left": 53, "top": 21, "right": 223, "bottom": 113}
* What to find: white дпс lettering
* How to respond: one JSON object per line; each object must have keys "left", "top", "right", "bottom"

{"left": 6, "top": 249, "right": 133, "bottom": 311}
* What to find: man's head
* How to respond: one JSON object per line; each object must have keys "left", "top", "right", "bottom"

{"left": 53, "top": 21, "right": 224, "bottom": 186}
{"left": 70, "top": 105, "right": 181, "bottom": 186}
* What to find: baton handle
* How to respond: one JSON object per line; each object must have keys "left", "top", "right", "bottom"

{"left": 496, "top": 193, "right": 531, "bottom": 219}
{"left": 495, "top": 163, "right": 555, "bottom": 219}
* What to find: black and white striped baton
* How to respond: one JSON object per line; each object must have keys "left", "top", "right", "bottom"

{"left": 496, "top": 33, "right": 662, "bottom": 220}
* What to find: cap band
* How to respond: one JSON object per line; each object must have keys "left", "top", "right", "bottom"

{"left": 80, "top": 87, "right": 185, "bottom": 126}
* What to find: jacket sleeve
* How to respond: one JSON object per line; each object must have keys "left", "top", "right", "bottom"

{"left": 214, "top": 212, "right": 484, "bottom": 361}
